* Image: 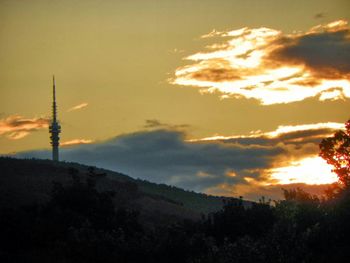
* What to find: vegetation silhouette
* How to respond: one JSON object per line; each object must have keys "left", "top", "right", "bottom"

{"left": 320, "top": 119, "right": 350, "bottom": 186}
{"left": 1, "top": 120, "right": 350, "bottom": 262}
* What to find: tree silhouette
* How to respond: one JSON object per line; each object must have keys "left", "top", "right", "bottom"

{"left": 320, "top": 119, "right": 350, "bottom": 187}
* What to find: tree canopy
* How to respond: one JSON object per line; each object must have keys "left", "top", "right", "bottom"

{"left": 320, "top": 119, "right": 350, "bottom": 187}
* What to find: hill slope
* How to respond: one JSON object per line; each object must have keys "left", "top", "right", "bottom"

{"left": 0, "top": 157, "right": 246, "bottom": 226}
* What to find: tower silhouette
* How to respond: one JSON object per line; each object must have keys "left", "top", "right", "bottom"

{"left": 49, "top": 75, "right": 61, "bottom": 161}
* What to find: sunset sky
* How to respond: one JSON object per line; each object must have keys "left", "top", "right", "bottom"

{"left": 1, "top": 0, "right": 350, "bottom": 200}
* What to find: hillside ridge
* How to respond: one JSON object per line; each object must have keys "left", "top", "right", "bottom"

{"left": 0, "top": 157, "right": 247, "bottom": 225}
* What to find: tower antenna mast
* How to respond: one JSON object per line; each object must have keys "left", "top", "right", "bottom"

{"left": 49, "top": 75, "right": 61, "bottom": 161}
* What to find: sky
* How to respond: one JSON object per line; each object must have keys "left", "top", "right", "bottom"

{"left": 1, "top": 0, "right": 350, "bottom": 200}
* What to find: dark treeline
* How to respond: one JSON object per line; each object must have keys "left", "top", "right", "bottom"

{"left": 1, "top": 120, "right": 350, "bottom": 262}
{"left": 1, "top": 172, "right": 350, "bottom": 263}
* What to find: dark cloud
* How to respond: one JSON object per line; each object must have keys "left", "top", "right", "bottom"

{"left": 15, "top": 121, "right": 342, "bottom": 200}
{"left": 144, "top": 119, "right": 164, "bottom": 128}
{"left": 144, "top": 119, "right": 189, "bottom": 130}
{"left": 271, "top": 29, "right": 350, "bottom": 77}
{"left": 16, "top": 129, "right": 283, "bottom": 193}
{"left": 314, "top": 13, "right": 326, "bottom": 19}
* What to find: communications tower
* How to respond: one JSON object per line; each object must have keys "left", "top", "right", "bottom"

{"left": 49, "top": 76, "right": 61, "bottom": 161}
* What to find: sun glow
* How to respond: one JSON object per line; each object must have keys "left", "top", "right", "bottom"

{"left": 269, "top": 156, "right": 338, "bottom": 185}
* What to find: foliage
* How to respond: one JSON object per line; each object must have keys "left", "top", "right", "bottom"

{"left": 1, "top": 167, "right": 350, "bottom": 262}
{"left": 320, "top": 119, "right": 350, "bottom": 186}
{"left": 0, "top": 174, "right": 145, "bottom": 263}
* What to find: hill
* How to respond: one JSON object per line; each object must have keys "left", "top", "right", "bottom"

{"left": 2, "top": 157, "right": 349, "bottom": 263}
{"left": 0, "top": 157, "right": 246, "bottom": 226}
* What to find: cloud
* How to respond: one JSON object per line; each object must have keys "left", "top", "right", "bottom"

{"left": 271, "top": 22, "right": 350, "bottom": 78}
{"left": 61, "top": 139, "right": 94, "bottom": 147}
{"left": 16, "top": 129, "right": 283, "bottom": 196}
{"left": 171, "top": 20, "right": 350, "bottom": 105}
{"left": 192, "top": 122, "right": 343, "bottom": 144}
{"left": 144, "top": 119, "right": 189, "bottom": 130}
{"left": 170, "top": 48, "right": 185, "bottom": 54}
{"left": 16, "top": 122, "right": 343, "bottom": 200}
{"left": 0, "top": 115, "right": 50, "bottom": 140}
{"left": 314, "top": 13, "right": 326, "bottom": 20}
{"left": 67, "top": 102, "right": 88, "bottom": 112}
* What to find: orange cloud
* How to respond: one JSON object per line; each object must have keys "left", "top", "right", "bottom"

{"left": 0, "top": 115, "right": 50, "bottom": 140}
{"left": 190, "top": 122, "right": 342, "bottom": 195}
{"left": 67, "top": 102, "right": 88, "bottom": 112}
{"left": 171, "top": 20, "right": 350, "bottom": 105}
{"left": 61, "top": 139, "right": 94, "bottom": 146}
{"left": 189, "top": 122, "right": 343, "bottom": 142}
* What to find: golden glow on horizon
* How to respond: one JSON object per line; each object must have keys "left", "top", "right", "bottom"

{"left": 188, "top": 123, "right": 343, "bottom": 187}
{"left": 268, "top": 156, "right": 338, "bottom": 185}
{"left": 172, "top": 20, "right": 350, "bottom": 105}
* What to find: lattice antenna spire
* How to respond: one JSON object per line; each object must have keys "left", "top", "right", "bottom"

{"left": 52, "top": 75, "right": 57, "bottom": 122}
{"left": 49, "top": 75, "right": 61, "bottom": 161}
